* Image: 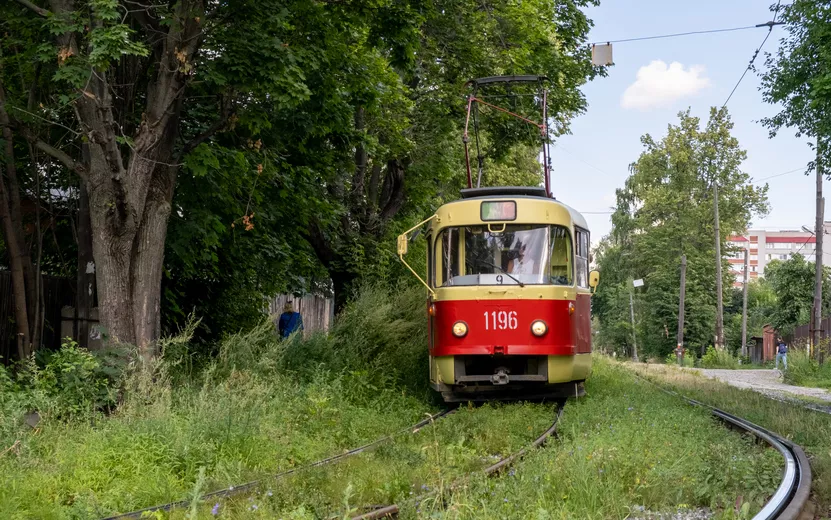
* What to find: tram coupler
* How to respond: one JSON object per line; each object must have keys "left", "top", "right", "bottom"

{"left": 491, "top": 367, "right": 510, "bottom": 385}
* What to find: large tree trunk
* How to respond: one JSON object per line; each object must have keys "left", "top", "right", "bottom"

{"left": 0, "top": 164, "right": 31, "bottom": 359}
{"left": 131, "top": 165, "right": 176, "bottom": 357}
{"left": 0, "top": 79, "right": 34, "bottom": 359}
{"left": 40, "top": 0, "right": 204, "bottom": 357}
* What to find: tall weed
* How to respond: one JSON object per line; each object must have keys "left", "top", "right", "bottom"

{"left": 700, "top": 346, "right": 739, "bottom": 369}
{"left": 279, "top": 284, "right": 430, "bottom": 396}
{"left": 783, "top": 349, "right": 831, "bottom": 388}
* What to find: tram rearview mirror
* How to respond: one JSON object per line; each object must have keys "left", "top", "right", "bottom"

{"left": 397, "top": 234, "right": 408, "bottom": 256}
{"left": 589, "top": 270, "right": 600, "bottom": 288}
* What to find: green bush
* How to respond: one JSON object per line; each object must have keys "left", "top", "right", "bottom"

{"left": 700, "top": 346, "right": 739, "bottom": 369}
{"left": 663, "top": 351, "right": 696, "bottom": 367}
{"left": 278, "top": 284, "right": 430, "bottom": 396}
{"left": 12, "top": 340, "right": 128, "bottom": 419}
{"left": 782, "top": 349, "right": 831, "bottom": 388}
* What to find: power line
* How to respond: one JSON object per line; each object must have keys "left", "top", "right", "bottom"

{"left": 721, "top": 2, "right": 784, "bottom": 107}
{"left": 591, "top": 24, "right": 759, "bottom": 45}
{"left": 752, "top": 166, "right": 808, "bottom": 184}
{"left": 551, "top": 144, "right": 610, "bottom": 175}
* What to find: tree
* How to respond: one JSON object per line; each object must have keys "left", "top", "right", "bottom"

{"left": 2, "top": 0, "right": 604, "bottom": 355}
{"left": 764, "top": 255, "right": 831, "bottom": 335}
{"left": 761, "top": 1, "right": 831, "bottom": 146}
{"left": 595, "top": 108, "right": 769, "bottom": 359}
{"left": 3, "top": 0, "right": 424, "bottom": 356}
{"left": 761, "top": 0, "right": 831, "bottom": 349}
{"left": 305, "top": 0, "right": 602, "bottom": 310}
{"left": 724, "top": 279, "right": 777, "bottom": 351}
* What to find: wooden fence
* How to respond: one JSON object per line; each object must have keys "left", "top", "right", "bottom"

{"left": 0, "top": 271, "right": 77, "bottom": 362}
{"left": 269, "top": 293, "right": 334, "bottom": 335}
{"left": 787, "top": 317, "right": 831, "bottom": 350}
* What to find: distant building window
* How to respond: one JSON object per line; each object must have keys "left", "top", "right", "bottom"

{"left": 780, "top": 254, "right": 788, "bottom": 260}
{"left": 766, "top": 254, "right": 772, "bottom": 260}
{"left": 750, "top": 254, "right": 757, "bottom": 260}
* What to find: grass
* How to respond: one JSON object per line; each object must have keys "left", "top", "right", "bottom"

{"left": 0, "top": 285, "right": 786, "bottom": 519}
{"left": 412, "top": 359, "right": 782, "bottom": 520}
{"left": 782, "top": 350, "right": 831, "bottom": 389}
{"left": 629, "top": 361, "right": 831, "bottom": 516}
{"left": 700, "top": 346, "right": 740, "bottom": 369}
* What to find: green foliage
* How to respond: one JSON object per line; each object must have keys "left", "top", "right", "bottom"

{"left": 700, "top": 346, "right": 739, "bottom": 369}
{"left": 762, "top": 255, "right": 831, "bottom": 335}
{"left": 277, "top": 284, "right": 430, "bottom": 396}
{"left": 594, "top": 108, "right": 769, "bottom": 359}
{"left": 1, "top": 0, "right": 604, "bottom": 344}
{"left": 20, "top": 340, "right": 126, "bottom": 418}
{"left": 781, "top": 347, "right": 831, "bottom": 388}
{"left": 761, "top": 0, "right": 831, "bottom": 151}
{"left": 664, "top": 351, "right": 696, "bottom": 367}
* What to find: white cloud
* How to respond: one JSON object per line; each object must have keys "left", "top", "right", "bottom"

{"left": 621, "top": 60, "right": 711, "bottom": 111}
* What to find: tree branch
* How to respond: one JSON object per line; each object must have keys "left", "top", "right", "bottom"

{"left": 12, "top": 0, "right": 50, "bottom": 17}
{"left": 32, "top": 138, "right": 87, "bottom": 176}
{"left": 175, "top": 100, "right": 234, "bottom": 161}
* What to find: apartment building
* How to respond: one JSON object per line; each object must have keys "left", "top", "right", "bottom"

{"left": 727, "top": 222, "right": 831, "bottom": 287}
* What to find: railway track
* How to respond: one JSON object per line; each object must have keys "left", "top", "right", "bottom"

{"left": 354, "top": 376, "right": 813, "bottom": 520}
{"left": 349, "top": 401, "right": 567, "bottom": 520}
{"left": 633, "top": 372, "right": 813, "bottom": 520}
{"left": 100, "top": 408, "right": 457, "bottom": 520}
{"left": 103, "top": 372, "right": 813, "bottom": 520}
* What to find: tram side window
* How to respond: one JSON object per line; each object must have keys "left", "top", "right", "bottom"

{"left": 549, "top": 226, "right": 573, "bottom": 286}
{"left": 575, "top": 228, "right": 589, "bottom": 288}
{"left": 437, "top": 227, "right": 461, "bottom": 286}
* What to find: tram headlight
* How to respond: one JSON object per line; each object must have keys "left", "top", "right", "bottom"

{"left": 452, "top": 321, "right": 468, "bottom": 338}
{"left": 531, "top": 320, "right": 548, "bottom": 337}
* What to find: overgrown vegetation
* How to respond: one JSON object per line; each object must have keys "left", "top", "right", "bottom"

{"left": 783, "top": 349, "right": 831, "bottom": 388}
{"left": 0, "top": 289, "right": 784, "bottom": 518}
{"left": 632, "top": 362, "right": 831, "bottom": 513}
{"left": 700, "top": 346, "right": 740, "bottom": 369}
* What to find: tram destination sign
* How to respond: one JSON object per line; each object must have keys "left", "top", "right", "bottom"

{"left": 480, "top": 201, "right": 517, "bottom": 221}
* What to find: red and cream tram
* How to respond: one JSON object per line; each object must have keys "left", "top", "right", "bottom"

{"left": 398, "top": 186, "right": 598, "bottom": 401}
{"left": 397, "top": 75, "right": 598, "bottom": 402}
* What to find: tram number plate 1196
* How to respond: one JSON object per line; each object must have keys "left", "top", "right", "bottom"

{"left": 484, "top": 310, "right": 518, "bottom": 330}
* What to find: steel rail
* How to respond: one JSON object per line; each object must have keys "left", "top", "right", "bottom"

{"left": 99, "top": 407, "right": 457, "bottom": 520}
{"left": 350, "top": 402, "right": 566, "bottom": 520}
{"left": 632, "top": 372, "right": 811, "bottom": 520}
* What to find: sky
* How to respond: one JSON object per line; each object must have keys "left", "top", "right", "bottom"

{"left": 548, "top": 0, "right": 820, "bottom": 244}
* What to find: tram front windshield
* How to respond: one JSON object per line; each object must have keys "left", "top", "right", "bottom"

{"left": 437, "top": 224, "right": 573, "bottom": 286}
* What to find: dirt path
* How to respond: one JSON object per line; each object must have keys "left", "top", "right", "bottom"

{"left": 690, "top": 368, "right": 831, "bottom": 403}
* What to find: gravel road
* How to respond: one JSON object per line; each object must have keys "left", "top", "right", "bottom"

{"left": 692, "top": 368, "right": 831, "bottom": 404}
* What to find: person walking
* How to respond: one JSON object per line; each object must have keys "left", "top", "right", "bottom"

{"left": 775, "top": 337, "right": 788, "bottom": 371}
{"left": 278, "top": 301, "right": 304, "bottom": 339}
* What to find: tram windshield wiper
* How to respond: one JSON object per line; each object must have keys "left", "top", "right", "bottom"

{"left": 482, "top": 261, "right": 525, "bottom": 287}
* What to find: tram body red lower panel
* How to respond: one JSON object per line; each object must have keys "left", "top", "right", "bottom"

{"left": 430, "top": 296, "right": 591, "bottom": 357}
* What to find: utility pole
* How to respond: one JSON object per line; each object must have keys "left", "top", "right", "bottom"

{"left": 714, "top": 182, "right": 725, "bottom": 350}
{"left": 813, "top": 142, "right": 825, "bottom": 354}
{"left": 629, "top": 288, "right": 638, "bottom": 363}
{"left": 676, "top": 255, "right": 687, "bottom": 366}
{"left": 741, "top": 249, "right": 749, "bottom": 358}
